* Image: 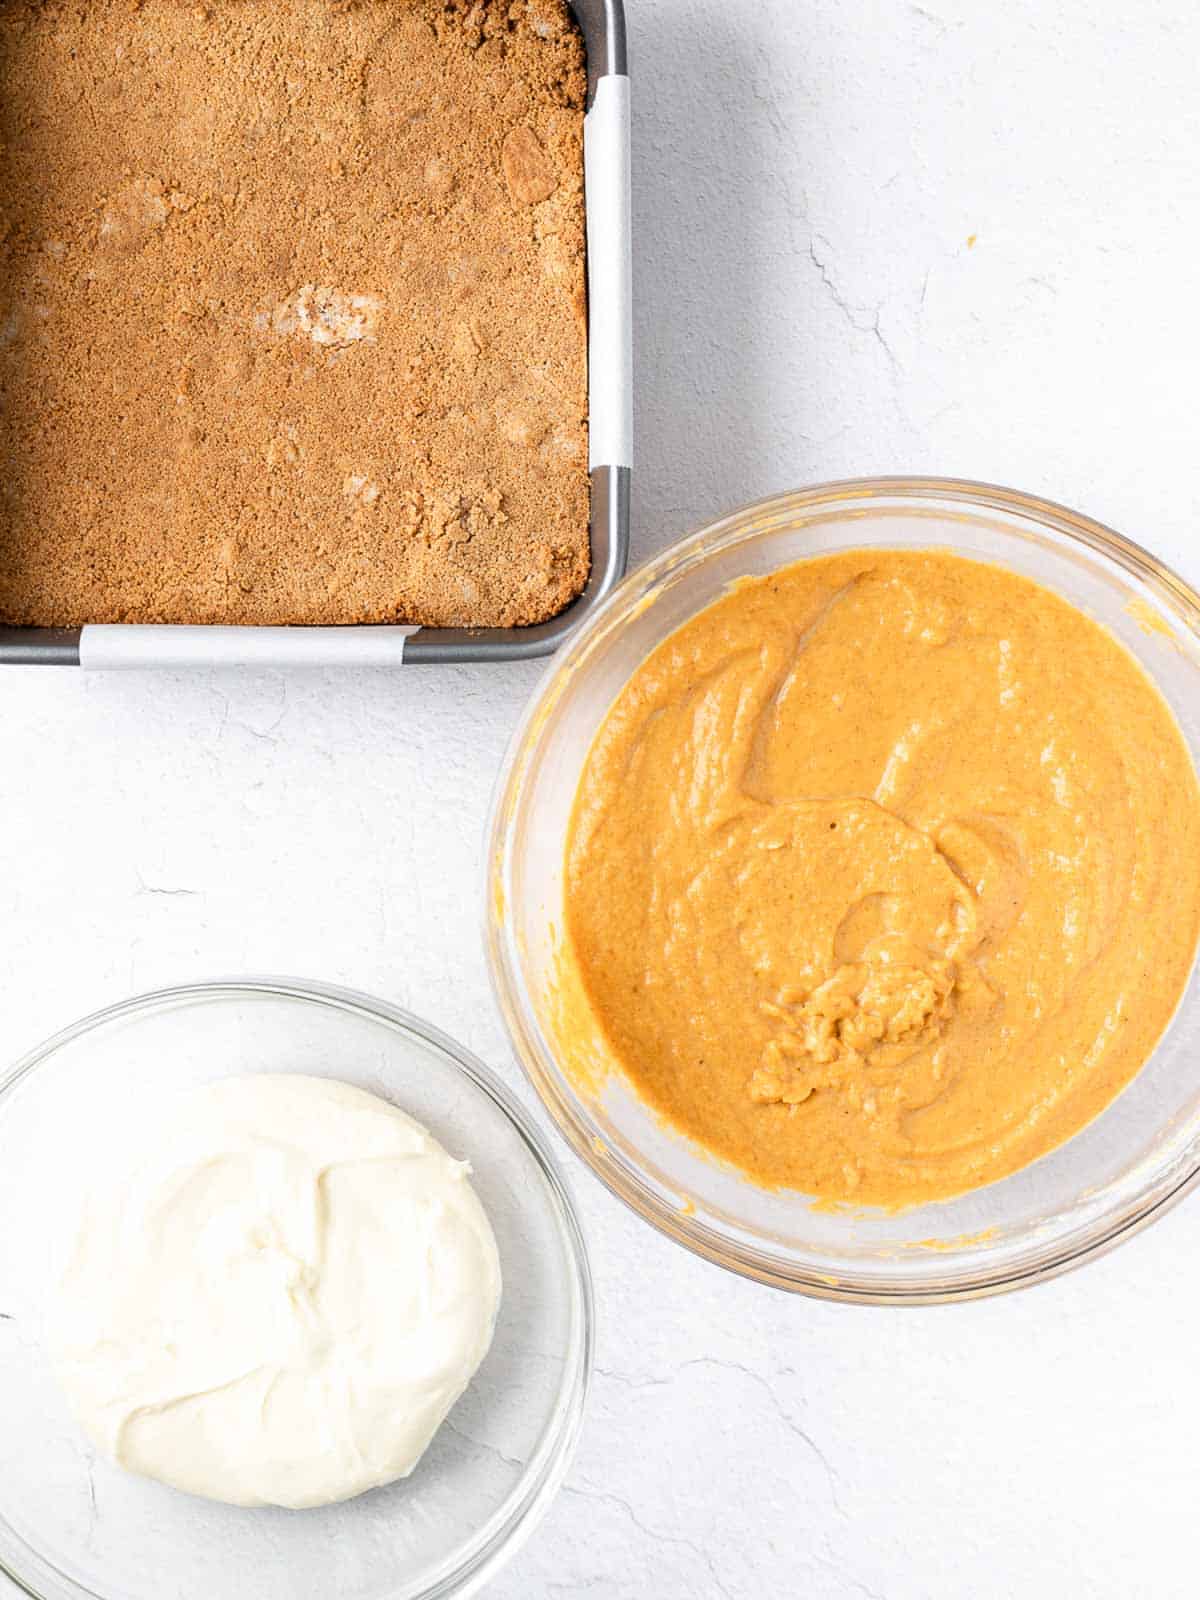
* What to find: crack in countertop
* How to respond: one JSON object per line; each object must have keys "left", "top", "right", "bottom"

{"left": 562, "top": 1482, "right": 737, "bottom": 1600}
{"left": 594, "top": 1355, "right": 846, "bottom": 1518}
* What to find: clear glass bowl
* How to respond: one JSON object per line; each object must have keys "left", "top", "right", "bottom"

{"left": 486, "top": 477, "right": 1200, "bottom": 1303}
{"left": 0, "top": 979, "right": 593, "bottom": 1600}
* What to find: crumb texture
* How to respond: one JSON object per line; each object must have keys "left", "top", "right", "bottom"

{"left": 0, "top": 0, "right": 588, "bottom": 627}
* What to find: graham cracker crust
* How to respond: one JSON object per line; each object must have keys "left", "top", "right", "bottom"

{"left": 0, "top": 0, "right": 589, "bottom": 627}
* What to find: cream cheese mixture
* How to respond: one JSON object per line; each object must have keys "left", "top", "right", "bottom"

{"left": 50, "top": 1074, "right": 501, "bottom": 1509}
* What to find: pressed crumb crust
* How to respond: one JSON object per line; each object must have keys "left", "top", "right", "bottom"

{"left": 0, "top": 0, "right": 589, "bottom": 627}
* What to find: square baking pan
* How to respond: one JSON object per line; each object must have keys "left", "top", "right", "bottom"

{"left": 0, "top": 0, "right": 630, "bottom": 669}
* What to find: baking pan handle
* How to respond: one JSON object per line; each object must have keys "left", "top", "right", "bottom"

{"left": 77, "top": 625, "right": 417, "bottom": 669}
{"left": 583, "top": 73, "right": 632, "bottom": 473}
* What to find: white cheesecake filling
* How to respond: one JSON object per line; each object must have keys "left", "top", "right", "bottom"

{"left": 50, "top": 1074, "right": 501, "bottom": 1510}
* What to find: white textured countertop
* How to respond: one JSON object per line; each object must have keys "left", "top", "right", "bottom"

{"left": 4, "top": 1, "right": 1200, "bottom": 1594}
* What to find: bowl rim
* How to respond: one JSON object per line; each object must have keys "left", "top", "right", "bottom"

{"left": 484, "top": 474, "right": 1200, "bottom": 1305}
{"left": 0, "top": 976, "right": 595, "bottom": 1600}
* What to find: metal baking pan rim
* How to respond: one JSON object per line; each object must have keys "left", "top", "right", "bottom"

{"left": 0, "top": 0, "right": 630, "bottom": 668}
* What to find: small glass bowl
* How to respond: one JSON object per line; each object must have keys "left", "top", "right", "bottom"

{"left": 0, "top": 979, "right": 593, "bottom": 1600}
{"left": 486, "top": 477, "right": 1200, "bottom": 1303}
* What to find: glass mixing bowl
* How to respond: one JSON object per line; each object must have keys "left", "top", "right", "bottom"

{"left": 0, "top": 979, "right": 593, "bottom": 1600}
{"left": 486, "top": 477, "right": 1200, "bottom": 1303}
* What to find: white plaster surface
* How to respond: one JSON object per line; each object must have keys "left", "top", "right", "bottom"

{"left": 3, "top": 0, "right": 1200, "bottom": 1594}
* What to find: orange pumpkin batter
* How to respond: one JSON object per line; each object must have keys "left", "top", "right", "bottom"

{"left": 557, "top": 550, "right": 1200, "bottom": 1207}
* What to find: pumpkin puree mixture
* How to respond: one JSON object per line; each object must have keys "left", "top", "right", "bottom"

{"left": 558, "top": 550, "right": 1200, "bottom": 1207}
